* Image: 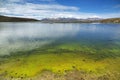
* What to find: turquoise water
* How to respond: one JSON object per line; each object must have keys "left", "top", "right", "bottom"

{"left": 0, "top": 22, "right": 120, "bottom": 57}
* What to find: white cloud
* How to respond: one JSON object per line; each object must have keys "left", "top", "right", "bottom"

{"left": 99, "top": 12, "right": 120, "bottom": 18}
{"left": 0, "top": 0, "right": 120, "bottom": 19}
{"left": 0, "top": 1, "right": 80, "bottom": 19}
{"left": 8, "top": 0, "right": 22, "bottom": 2}
{"left": 0, "top": 8, "right": 10, "bottom": 13}
{"left": 114, "top": 4, "right": 120, "bottom": 8}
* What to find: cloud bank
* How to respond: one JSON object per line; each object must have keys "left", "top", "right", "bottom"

{"left": 0, "top": 0, "right": 120, "bottom": 19}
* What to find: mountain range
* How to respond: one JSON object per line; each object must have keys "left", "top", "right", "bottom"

{"left": 0, "top": 15, "right": 120, "bottom": 23}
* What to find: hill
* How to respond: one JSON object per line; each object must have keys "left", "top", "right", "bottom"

{"left": 0, "top": 15, "right": 38, "bottom": 22}
{"left": 100, "top": 18, "right": 120, "bottom": 23}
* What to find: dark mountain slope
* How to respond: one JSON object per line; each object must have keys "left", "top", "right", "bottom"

{"left": 0, "top": 15, "right": 38, "bottom": 22}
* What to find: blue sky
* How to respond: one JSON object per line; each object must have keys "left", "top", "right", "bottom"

{"left": 57, "top": 0, "right": 120, "bottom": 13}
{"left": 0, "top": 0, "right": 120, "bottom": 19}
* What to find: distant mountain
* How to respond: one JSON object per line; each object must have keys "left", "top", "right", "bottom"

{"left": 40, "top": 18, "right": 102, "bottom": 23}
{"left": 0, "top": 15, "right": 38, "bottom": 22}
{"left": 40, "top": 18, "right": 120, "bottom": 23}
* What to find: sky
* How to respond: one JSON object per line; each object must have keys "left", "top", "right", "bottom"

{"left": 0, "top": 0, "right": 120, "bottom": 19}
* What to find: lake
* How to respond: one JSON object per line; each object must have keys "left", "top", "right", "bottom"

{"left": 0, "top": 22, "right": 120, "bottom": 56}
{"left": 0, "top": 22, "right": 120, "bottom": 79}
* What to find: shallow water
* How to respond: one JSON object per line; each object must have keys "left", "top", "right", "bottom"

{"left": 0, "top": 22, "right": 120, "bottom": 56}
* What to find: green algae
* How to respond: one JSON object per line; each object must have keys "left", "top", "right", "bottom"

{"left": 0, "top": 42, "right": 120, "bottom": 79}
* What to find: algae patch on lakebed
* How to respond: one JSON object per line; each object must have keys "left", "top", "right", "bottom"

{"left": 0, "top": 42, "right": 120, "bottom": 79}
